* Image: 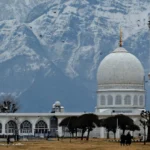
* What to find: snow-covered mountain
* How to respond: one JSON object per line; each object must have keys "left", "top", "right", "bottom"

{"left": 0, "top": 0, "right": 150, "bottom": 112}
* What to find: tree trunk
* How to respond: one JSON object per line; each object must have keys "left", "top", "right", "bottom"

{"left": 86, "top": 129, "right": 90, "bottom": 141}
{"left": 147, "top": 126, "right": 150, "bottom": 142}
{"left": 113, "top": 132, "right": 116, "bottom": 139}
{"left": 75, "top": 129, "right": 77, "bottom": 139}
{"left": 81, "top": 130, "right": 84, "bottom": 140}
{"left": 71, "top": 132, "right": 74, "bottom": 138}
{"left": 70, "top": 132, "right": 71, "bottom": 143}
{"left": 123, "top": 129, "right": 125, "bottom": 135}
{"left": 107, "top": 131, "right": 109, "bottom": 139}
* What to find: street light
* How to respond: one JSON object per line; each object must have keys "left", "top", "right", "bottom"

{"left": 140, "top": 118, "right": 146, "bottom": 145}
{"left": 12, "top": 117, "right": 20, "bottom": 141}
{"left": 111, "top": 110, "right": 119, "bottom": 138}
{"left": 111, "top": 110, "right": 118, "bottom": 128}
{"left": 4, "top": 106, "right": 9, "bottom": 136}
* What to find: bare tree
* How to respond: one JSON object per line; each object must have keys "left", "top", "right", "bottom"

{"left": 140, "top": 110, "right": 150, "bottom": 142}
{"left": 0, "top": 94, "right": 19, "bottom": 113}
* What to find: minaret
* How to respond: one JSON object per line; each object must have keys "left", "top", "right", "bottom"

{"left": 119, "top": 28, "right": 123, "bottom": 47}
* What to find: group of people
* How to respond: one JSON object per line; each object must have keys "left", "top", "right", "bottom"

{"left": 120, "top": 132, "right": 133, "bottom": 146}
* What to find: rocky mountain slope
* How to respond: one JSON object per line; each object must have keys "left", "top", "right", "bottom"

{"left": 0, "top": 0, "right": 150, "bottom": 112}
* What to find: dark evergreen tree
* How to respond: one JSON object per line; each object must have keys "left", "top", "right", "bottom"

{"left": 76, "top": 113, "right": 99, "bottom": 140}
{"left": 114, "top": 114, "right": 134, "bottom": 135}
{"left": 59, "top": 116, "right": 78, "bottom": 138}
{"left": 101, "top": 116, "right": 117, "bottom": 139}
{"left": 128, "top": 124, "right": 140, "bottom": 137}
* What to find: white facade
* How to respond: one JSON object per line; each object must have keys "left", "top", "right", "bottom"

{"left": 0, "top": 46, "right": 146, "bottom": 139}
{"left": 0, "top": 112, "right": 143, "bottom": 139}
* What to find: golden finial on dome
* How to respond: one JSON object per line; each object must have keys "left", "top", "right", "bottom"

{"left": 119, "top": 27, "right": 123, "bottom": 47}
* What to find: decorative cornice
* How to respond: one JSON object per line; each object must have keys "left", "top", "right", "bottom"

{"left": 98, "top": 84, "right": 144, "bottom": 90}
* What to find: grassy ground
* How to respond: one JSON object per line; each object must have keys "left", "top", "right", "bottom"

{"left": 0, "top": 139, "right": 150, "bottom": 150}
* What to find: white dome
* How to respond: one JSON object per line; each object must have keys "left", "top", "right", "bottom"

{"left": 52, "top": 103, "right": 55, "bottom": 108}
{"left": 97, "top": 47, "right": 144, "bottom": 89}
{"left": 55, "top": 101, "right": 61, "bottom": 107}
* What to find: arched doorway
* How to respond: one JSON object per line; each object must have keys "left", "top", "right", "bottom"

{"left": 35, "top": 120, "right": 48, "bottom": 137}
{"left": 20, "top": 120, "right": 32, "bottom": 134}
{"left": 50, "top": 116, "right": 58, "bottom": 137}
{"left": 5, "top": 120, "right": 17, "bottom": 134}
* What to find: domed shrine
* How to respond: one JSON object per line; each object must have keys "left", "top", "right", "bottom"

{"left": 0, "top": 30, "right": 146, "bottom": 139}
{"left": 96, "top": 33, "right": 145, "bottom": 114}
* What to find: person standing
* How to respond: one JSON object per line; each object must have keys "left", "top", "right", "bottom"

{"left": 7, "top": 135, "right": 10, "bottom": 146}
{"left": 126, "top": 132, "right": 132, "bottom": 146}
{"left": 120, "top": 134, "right": 125, "bottom": 146}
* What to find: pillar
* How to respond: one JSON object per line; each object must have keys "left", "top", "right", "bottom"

{"left": 100, "top": 127, "right": 105, "bottom": 138}
{"left": 58, "top": 118, "right": 63, "bottom": 137}
{"left": 116, "top": 128, "right": 120, "bottom": 138}
{"left": 32, "top": 120, "right": 36, "bottom": 136}
{"left": 2, "top": 120, "right": 6, "bottom": 134}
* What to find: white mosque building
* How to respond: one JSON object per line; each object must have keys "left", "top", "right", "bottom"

{"left": 0, "top": 35, "right": 146, "bottom": 139}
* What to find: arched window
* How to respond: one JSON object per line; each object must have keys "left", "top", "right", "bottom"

{"left": 5, "top": 120, "right": 17, "bottom": 133}
{"left": 101, "top": 95, "right": 105, "bottom": 105}
{"left": 133, "top": 95, "right": 138, "bottom": 105}
{"left": 139, "top": 95, "right": 144, "bottom": 106}
{"left": 35, "top": 120, "right": 48, "bottom": 134}
{"left": 107, "top": 95, "right": 113, "bottom": 105}
{"left": 20, "top": 120, "right": 32, "bottom": 133}
{"left": 115, "top": 95, "right": 121, "bottom": 105}
{"left": 0, "top": 123, "right": 2, "bottom": 133}
{"left": 124, "top": 95, "right": 131, "bottom": 105}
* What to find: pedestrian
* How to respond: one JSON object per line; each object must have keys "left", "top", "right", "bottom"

{"left": 7, "top": 135, "right": 10, "bottom": 146}
{"left": 120, "top": 134, "right": 125, "bottom": 146}
{"left": 56, "top": 130, "right": 59, "bottom": 141}
{"left": 126, "top": 132, "right": 132, "bottom": 146}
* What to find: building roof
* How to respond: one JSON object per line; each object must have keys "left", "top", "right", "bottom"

{"left": 0, "top": 111, "right": 141, "bottom": 117}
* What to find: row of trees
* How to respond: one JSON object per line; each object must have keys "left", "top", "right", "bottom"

{"left": 100, "top": 115, "right": 140, "bottom": 139}
{"left": 59, "top": 114, "right": 98, "bottom": 140}
{"left": 59, "top": 113, "right": 140, "bottom": 140}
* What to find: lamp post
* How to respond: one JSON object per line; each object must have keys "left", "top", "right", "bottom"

{"left": 111, "top": 110, "right": 119, "bottom": 138}
{"left": 14, "top": 117, "right": 20, "bottom": 141}
{"left": 4, "top": 106, "right": 9, "bottom": 136}
{"left": 140, "top": 119, "right": 146, "bottom": 145}
{"left": 111, "top": 110, "right": 118, "bottom": 128}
